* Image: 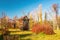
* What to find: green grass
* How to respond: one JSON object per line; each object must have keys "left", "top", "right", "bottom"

{"left": 0, "top": 30, "right": 60, "bottom": 40}
{"left": 18, "top": 30, "right": 60, "bottom": 40}
{"left": 31, "top": 30, "right": 60, "bottom": 40}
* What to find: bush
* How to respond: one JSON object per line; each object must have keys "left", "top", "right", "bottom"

{"left": 32, "top": 23, "right": 55, "bottom": 35}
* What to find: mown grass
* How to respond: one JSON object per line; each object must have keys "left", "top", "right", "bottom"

{"left": 30, "top": 30, "right": 60, "bottom": 40}
{"left": 0, "top": 30, "right": 60, "bottom": 40}
{"left": 17, "top": 30, "right": 60, "bottom": 40}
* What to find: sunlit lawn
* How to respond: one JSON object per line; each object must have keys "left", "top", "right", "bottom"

{"left": 0, "top": 30, "right": 60, "bottom": 40}
{"left": 30, "top": 30, "right": 60, "bottom": 40}
{"left": 19, "top": 30, "right": 60, "bottom": 40}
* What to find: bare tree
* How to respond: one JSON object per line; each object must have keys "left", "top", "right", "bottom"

{"left": 52, "top": 4, "right": 59, "bottom": 30}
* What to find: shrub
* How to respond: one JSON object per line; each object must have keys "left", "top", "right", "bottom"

{"left": 32, "top": 23, "right": 55, "bottom": 35}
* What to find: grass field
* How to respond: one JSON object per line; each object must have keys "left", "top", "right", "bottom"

{"left": 18, "top": 30, "right": 60, "bottom": 40}
{"left": 0, "top": 30, "right": 60, "bottom": 40}
{"left": 15, "top": 30, "right": 60, "bottom": 40}
{"left": 30, "top": 30, "right": 60, "bottom": 40}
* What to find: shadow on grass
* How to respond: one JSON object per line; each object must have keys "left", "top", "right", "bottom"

{"left": 0, "top": 35, "right": 3, "bottom": 40}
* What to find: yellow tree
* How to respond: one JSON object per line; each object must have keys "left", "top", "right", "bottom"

{"left": 1, "top": 12, "right": 9, "bottom": 28}
{"left": 0, "top": 18, "right": 1, "bottom": 28}
{"left": 43, "top": 12, "right": 48, "bottom": 24}
{"left": 57, "top": 16, "right": 60, "bottom": 29}
{"left": 29, "top": 14, "right": 34, "bottom": 30}
{"left": 38, "top": 4, "right": 42, "bottom": 23}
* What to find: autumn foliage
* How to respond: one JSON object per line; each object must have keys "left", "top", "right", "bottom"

{"left": 32, "top": 23, "right": 55, "bottom": 35}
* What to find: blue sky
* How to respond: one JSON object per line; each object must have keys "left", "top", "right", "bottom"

{"left": 0, "top": 0, "right": 60, "bottom": 18}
